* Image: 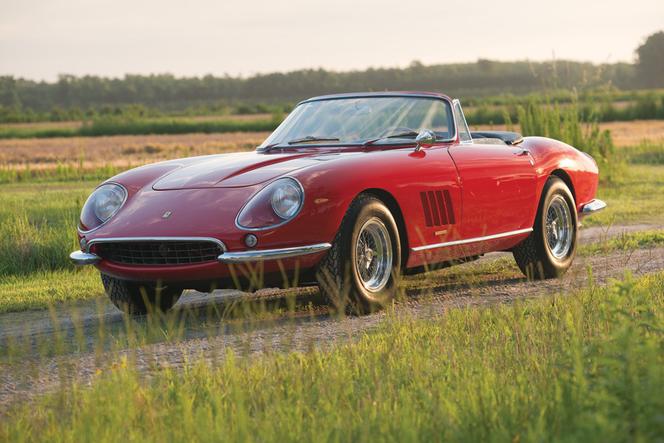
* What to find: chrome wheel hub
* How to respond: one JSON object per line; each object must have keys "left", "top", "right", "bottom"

{"left": 545, "top": 195, "right": 573, "bottom": 260}
{"left": 355, "top": 217, "right": 392, "bottom": 292}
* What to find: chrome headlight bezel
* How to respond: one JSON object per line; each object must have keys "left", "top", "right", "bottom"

{"left": 236, "top": 177, "right": 305, "bottom": 231}
{"left": 78, "top": 182, "right": 128, "bottom": 233}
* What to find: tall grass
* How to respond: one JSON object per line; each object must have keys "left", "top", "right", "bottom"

{"left": 1, "top": 272, "right": 662, "bottom": 441}
{"left": 0, "top": 182, "right": 90, "bottom": 276}
{"left": 466, "top": 90, "right": 664, "bottom": 125}
{"left": 517, "top": 100, "right": 623, "bottom": 183}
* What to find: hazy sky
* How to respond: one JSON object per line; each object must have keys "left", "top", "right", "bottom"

{"left": 1, "top": 0, "right": 662, "bottom": 81}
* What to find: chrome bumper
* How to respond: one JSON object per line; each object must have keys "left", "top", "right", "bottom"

{"left": 581, "top": 199, "right": 607, "bottom": 215}
{"left": 69, "top": 242, "right": 331, "bottom": 266}
{"left": 69, "top": 250, "right": 101, "bottom": 266}
{"left": 218, "top": 243, "right": 331, "bottom": 264}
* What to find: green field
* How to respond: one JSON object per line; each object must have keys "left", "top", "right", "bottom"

{"left": 2, "top": 271, "right": 662, "bottom": 442}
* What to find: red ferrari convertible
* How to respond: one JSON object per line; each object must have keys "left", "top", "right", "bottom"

{"left": 70, "top": 92, "right": 606, "bottom": 314}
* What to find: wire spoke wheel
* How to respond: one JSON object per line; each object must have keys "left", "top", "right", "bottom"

{"left": 354, "top": 217, "right": 393, "bottom": 292}
{"left": 545, "top": 194, "right": 573, "bottom": 260}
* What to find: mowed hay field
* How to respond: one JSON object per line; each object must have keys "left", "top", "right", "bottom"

{"left": 0, "top": 132, "right": 269, "bottom": 168}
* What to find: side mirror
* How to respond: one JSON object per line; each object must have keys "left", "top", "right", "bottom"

{"left": 414, "top": 129, "right": 436, "bottom": 151}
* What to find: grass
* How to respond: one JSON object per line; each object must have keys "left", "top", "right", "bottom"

{"left": 0, "top": 268, "right": 102, "bottom": 313}
{"left": 0, "top": 181, "right": 90, "bottom": 277}
{"left": 1, "top": 271, "right": 662, "bottom": 442}
{"left": 584, "top": 163, "right": 664, "bottom": 227}
{"left": 581, "top": 230, "right": 664, "bottom": 256}
{"left": 620, "top": 140, "right": 664, "bottom": 164}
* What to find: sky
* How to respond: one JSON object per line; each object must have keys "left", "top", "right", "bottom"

{"left": 1, "top": 0, "right": 663, "bottom": 81}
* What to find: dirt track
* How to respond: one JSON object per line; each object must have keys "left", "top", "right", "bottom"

{"left": 1, "top": 224, "right": 663, "bottom": 411}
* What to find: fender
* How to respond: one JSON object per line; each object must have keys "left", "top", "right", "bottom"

{"left": 521, "top": 137, "right": 599, "bottom": 225}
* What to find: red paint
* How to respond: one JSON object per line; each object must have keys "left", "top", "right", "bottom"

{"left": 78, "top": 92, "right": 600, "bottom": 286}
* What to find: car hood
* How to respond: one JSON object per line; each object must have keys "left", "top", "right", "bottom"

{"left": 152, "top": 151, "right": 341, "bottom": 190}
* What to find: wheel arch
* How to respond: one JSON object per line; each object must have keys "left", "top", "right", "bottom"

{"left": 359, "top": 188, "right": 410, "bottom": 268}
{"left": 550, "top": 169, "right": 576, "bottom": 202}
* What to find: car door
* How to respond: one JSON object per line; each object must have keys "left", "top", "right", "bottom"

{"left": 448, "top": 142, "right": 536, "bottom": 240}
{"left": 447, "top": 101, "right": 537, "bottom": 245}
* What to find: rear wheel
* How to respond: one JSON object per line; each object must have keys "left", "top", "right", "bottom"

{"left": 101, "top": 274, "right": 182, "bottom": 315}
{"left": 512, "top": 176, "right": 578, "bottom": 279}
{"left": 316, "top": 195, "right": 402, "bottom": 314}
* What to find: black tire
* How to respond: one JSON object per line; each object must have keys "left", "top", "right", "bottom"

{"left": 512, "top": 176, "right": 578, "bottom": 279}
{"left": 101, "top": 274, "right": 182, "bottom": 315}
{"left": 316, "top": 194, "right": 402, "bottom": 314}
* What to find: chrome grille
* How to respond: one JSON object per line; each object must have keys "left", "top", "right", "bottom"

{"left": 95, "top": 240, "right": 223, "bottom": 265}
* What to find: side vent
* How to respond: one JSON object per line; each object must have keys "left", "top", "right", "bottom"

{"left": 420, "top": 190, "right": 455, "bottom": 227}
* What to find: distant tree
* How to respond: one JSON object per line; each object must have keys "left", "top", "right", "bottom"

{"left": 635, "top": 31, "right": 664, "bottom": 87}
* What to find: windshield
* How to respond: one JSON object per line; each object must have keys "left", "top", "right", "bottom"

{"left": 259, "top": 96, "right": 455, "bottom": 148}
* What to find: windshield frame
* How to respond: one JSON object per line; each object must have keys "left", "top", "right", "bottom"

{"left": 258, "top": 94, "right": 458, "bottom": 150}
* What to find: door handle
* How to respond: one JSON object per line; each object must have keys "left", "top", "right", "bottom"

{"left": 514, "top": 149, "right": 530, "bottom": 156}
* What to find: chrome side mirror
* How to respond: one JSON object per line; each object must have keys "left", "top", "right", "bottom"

{"left": 414, "top": 129, "right": 436, "bottom": 152}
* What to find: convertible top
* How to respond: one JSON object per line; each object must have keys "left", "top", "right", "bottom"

{"left": 470, "top": 131, "right": 523, "bottom": 145}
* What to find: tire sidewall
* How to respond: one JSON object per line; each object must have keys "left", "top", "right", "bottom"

{"left": 346, "top": 199, "right": 402, "bottom": 306}
{"left": 536, "top": 178, "right": 578, "bottom": 273}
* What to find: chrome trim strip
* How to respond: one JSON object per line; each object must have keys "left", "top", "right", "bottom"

{"left": 85, "top": 237, "right": 227, "bottom": 252}
{"left": 218, "top": 242, "right": 331, "bottom": 263}
{"left": 69, "top": 250, "right": 101, "bottom": 266}
{"left": 581, "top": 199, "right": 607, "bottom": 214}
{"left": 452, "top": 99, "right": 473, "bottom": 145}
{"left": 411, "top": 228, "right": 533, "bottom": 252}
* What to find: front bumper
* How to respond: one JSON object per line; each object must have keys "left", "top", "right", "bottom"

{"left": 69, "top": 242, "right": 332, "bottom": 266}
{"left": 70, "top": 250, "right": 101, "bottom": 266}
{"left": 217, "top": 243, "right": 331, "bottom": 263}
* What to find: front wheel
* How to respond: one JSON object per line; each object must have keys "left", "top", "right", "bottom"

{"left": 101, "top": 274, "right": 182, "bottom": 315}
{"left": 512, "top": 176, "right": 578, "bottom": 279}
{"left": 316, "top": 195, "right": 402, "bottom": 314}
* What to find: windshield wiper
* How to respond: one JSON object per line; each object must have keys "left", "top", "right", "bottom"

{"left": 287, "top": 135, "right": 340, "bottom": 145}
{"left": 363, "top": 130, "right": 420, "bottom": 147}
{"left": 260, "top": 142, "right": 285, "bottom": 152}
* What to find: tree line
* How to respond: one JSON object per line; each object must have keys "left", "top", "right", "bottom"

{"left": 1, "top": 31, "right": 662, "bottom": 119}
{"left": 0, "top": 60, "right": 637, "bottom": 112}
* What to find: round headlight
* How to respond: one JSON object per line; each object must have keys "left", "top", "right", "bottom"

{"left": 93, "top": 185, "right": 126, "bottom": 221}
{"left": 79, "top": 183, "right": 127, "bottom": 232}
{"left": 271, "top": 180, "right": 302, "bottom": 219}
{"left": 236, "top": 178, "right": 304, "bottom": 230}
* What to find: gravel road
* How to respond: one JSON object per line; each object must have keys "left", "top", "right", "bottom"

{"left": 1, "top": 223, "right": 663, "bottom": 412}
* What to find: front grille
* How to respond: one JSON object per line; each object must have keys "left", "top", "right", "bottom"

{"left": 95, "top": 240, "right": 223, "bottom": 265}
